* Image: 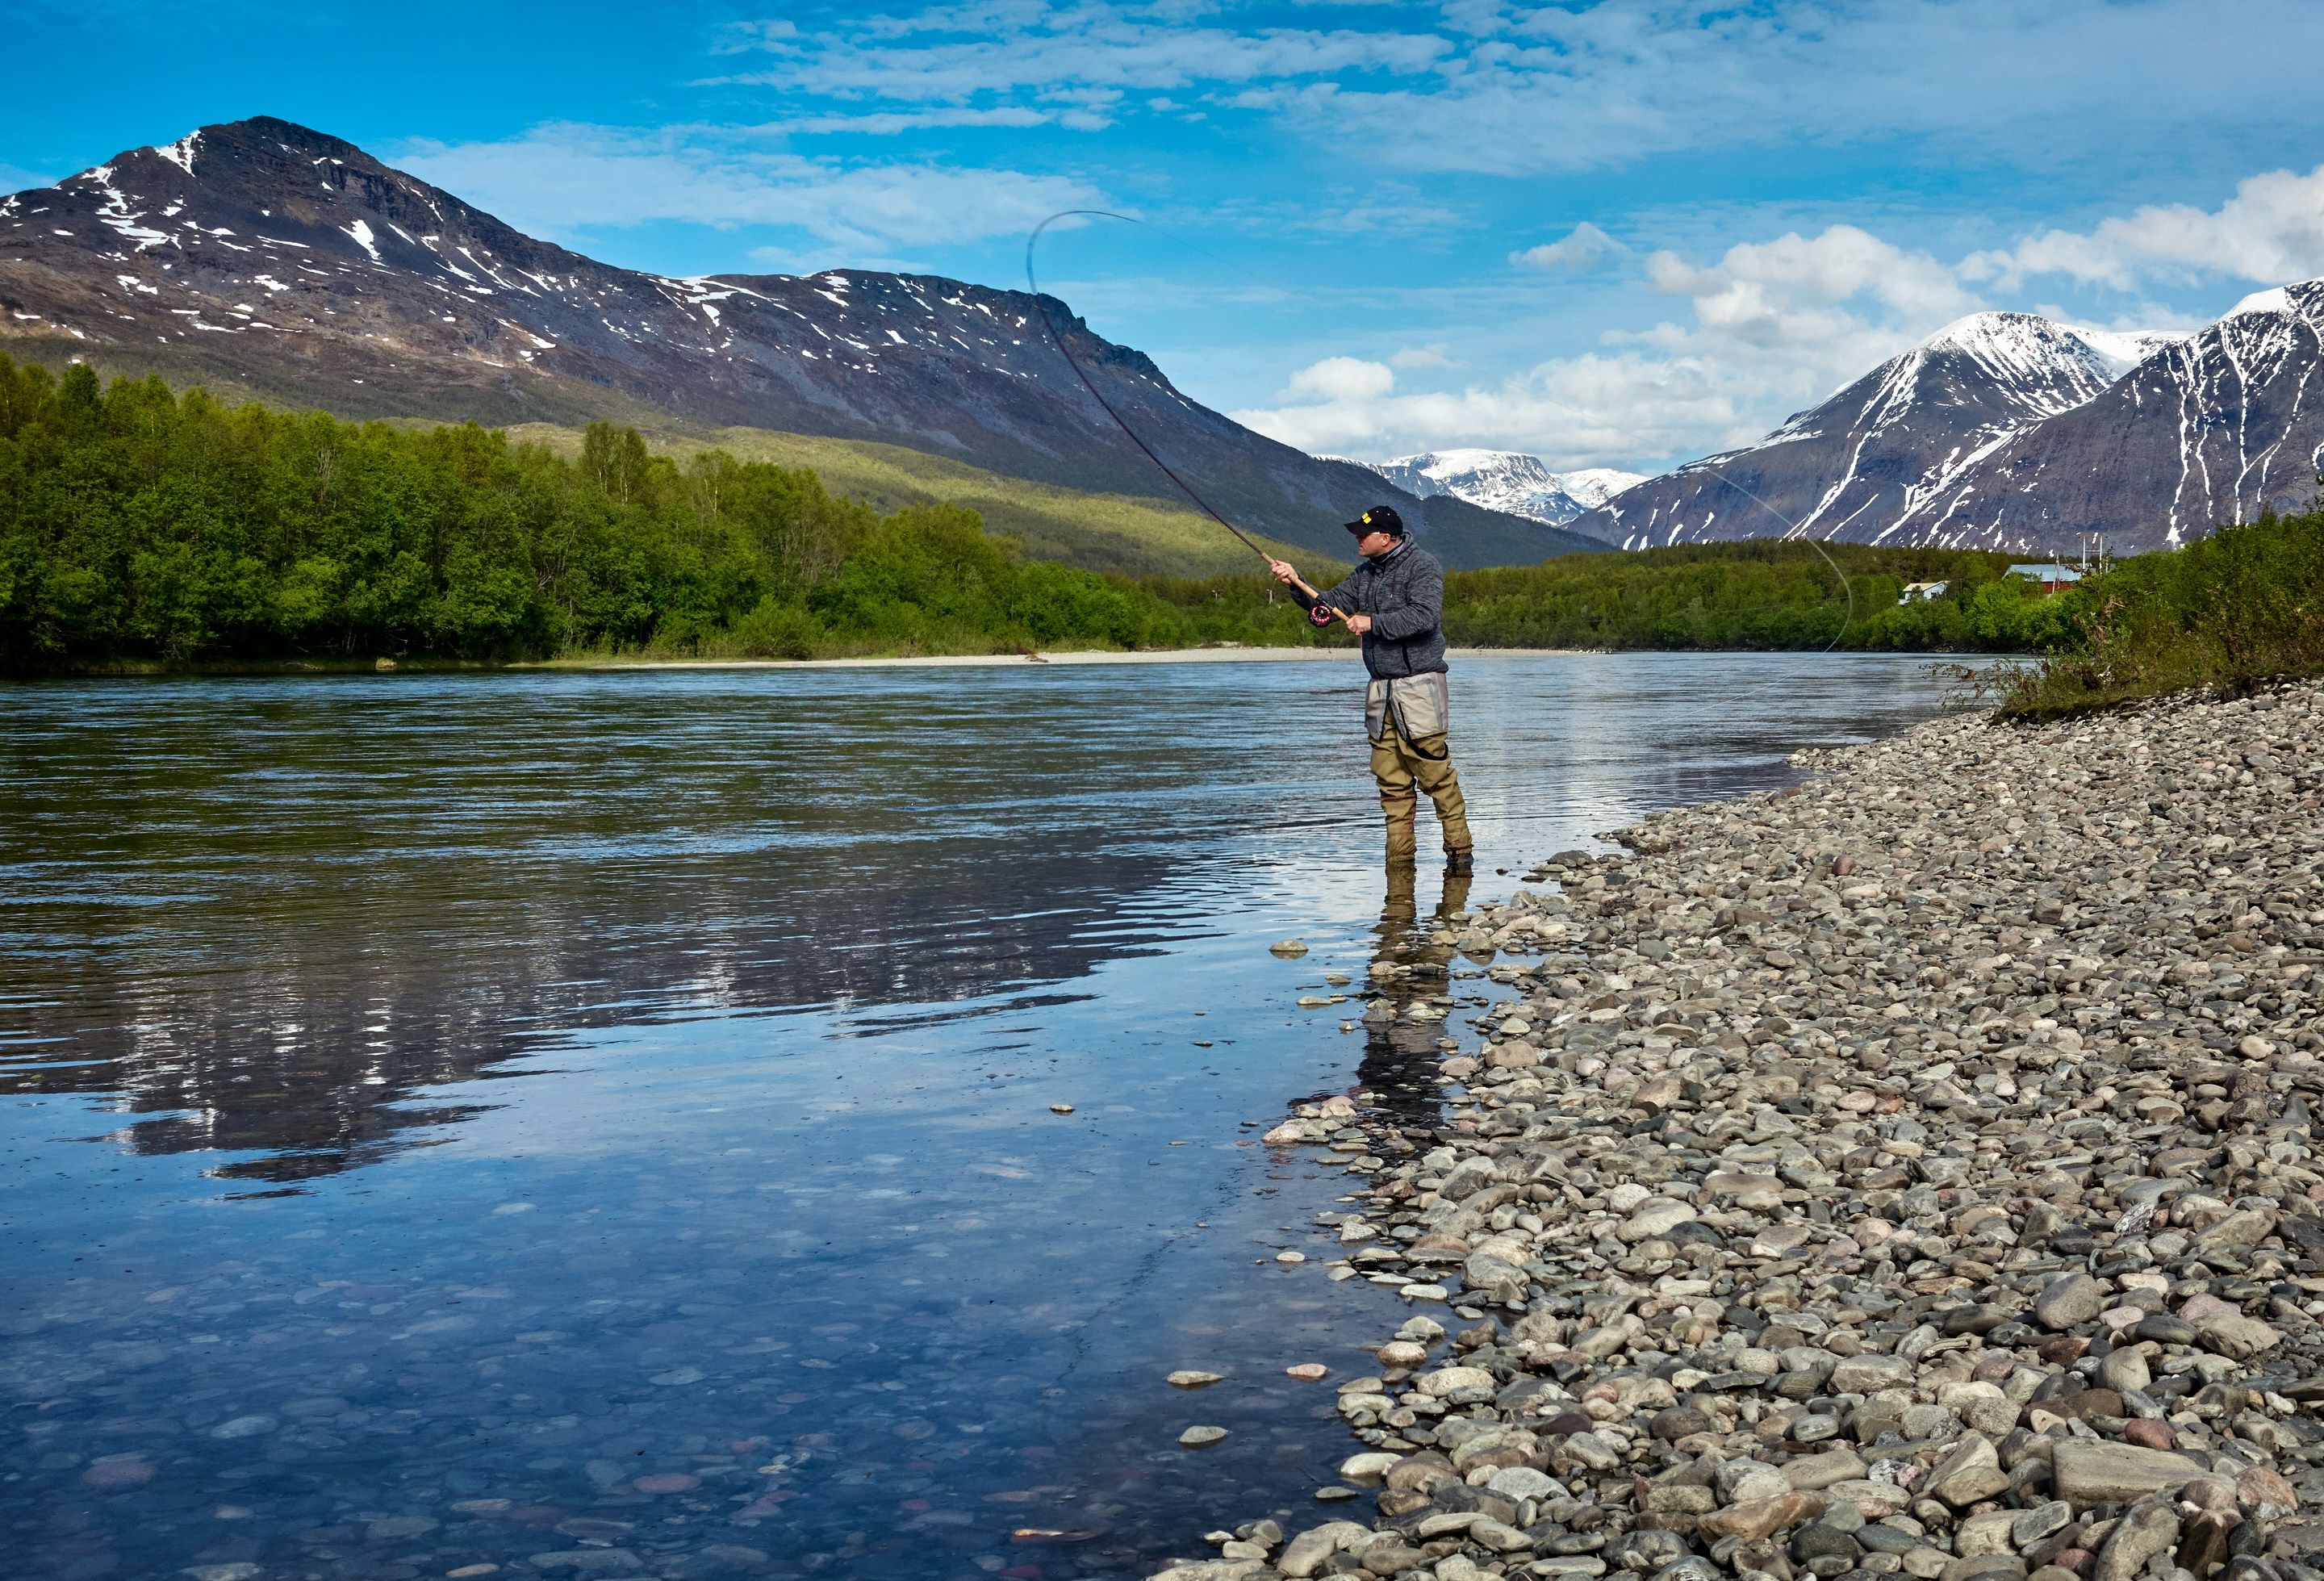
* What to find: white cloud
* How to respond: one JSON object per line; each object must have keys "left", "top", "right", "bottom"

{"left": 704, "top": 0, "right": 2324, "bottom": 180}
{"left": 393, "top": 123, "right": 1101, "bottom": 253}
{"left": 1644, "top": 224, "right": 1976, "bottom": 341}
{"left": 1963, "top": 165, "right": 2324, "bottom": 291}
{"left": 1237, "top": 225, "right": 1983, "bottom": 469}
{"left": 1283, "top": 355, "right": 1395, "bottom": 402}
{"left": 1294, "top": 0, "right": 2324, "bottom": 178}
{"left": 713, "top": 1, "right": 1453, "bottom": 104}
{"left": 760, "top": 106, "right": 1070, "bottom": 135}
{"left": 1511, "top": 223, "right": 1624, "bottom": 273}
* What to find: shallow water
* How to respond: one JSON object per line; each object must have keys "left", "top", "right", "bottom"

{"left": 1, "top": 652, "right": 1979, "bottom": 1581}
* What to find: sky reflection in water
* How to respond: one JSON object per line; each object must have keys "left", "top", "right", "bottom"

{"left": 0, "top": 653, "right": 1979, "bottom": 1580}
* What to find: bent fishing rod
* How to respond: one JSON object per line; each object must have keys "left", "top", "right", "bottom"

{"left": 1023, "top": 208, "right": 1855, "bottom": 647}
{"left": 1026, "top": 211, "right": 1279, "bottom": 568}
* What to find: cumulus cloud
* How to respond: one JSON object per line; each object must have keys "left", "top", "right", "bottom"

{"left": 1511, "top": 223, "right": 1624, "bottom": 273}
{"left": 1237, "top": 225, "right": 1983, "bottom": 468}
{"left": 1283, "top": 356, "right": 1396, "bottom": 402}
{"left": 1963, "top": 165, "right": 2324, "bottom": 291}
{"left": 393, "top": 123, "right": 1101, "bottom": 253}
{"left": 1644, "top": 224, "right": 1977, "bottom": 342}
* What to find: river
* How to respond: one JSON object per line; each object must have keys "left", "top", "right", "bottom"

{"left": 0, "top": 651, "right": 1981, "bottom": 1581}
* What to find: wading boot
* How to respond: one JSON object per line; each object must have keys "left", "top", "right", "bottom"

{"left": 1444, "top": 847, "right": 1474, "bottom": 876}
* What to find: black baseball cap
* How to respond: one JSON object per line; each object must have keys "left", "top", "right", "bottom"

{"left": 1345, "top": 504, "right": 1405, "bottom": 537}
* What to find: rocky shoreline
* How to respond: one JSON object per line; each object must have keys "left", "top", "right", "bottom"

{"left": 1168, "top": 680, "right": 2324, "bottom": 1581}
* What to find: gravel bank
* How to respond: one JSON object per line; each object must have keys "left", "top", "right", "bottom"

{"left": 1171, "top": 680, "right": 2324, "bottom": 1581}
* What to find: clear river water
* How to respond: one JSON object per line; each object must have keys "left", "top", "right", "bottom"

{"left": 1, "top": 651, "right": 1979, "bottom": 1581}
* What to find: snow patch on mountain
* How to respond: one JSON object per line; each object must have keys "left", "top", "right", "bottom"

{"left": 1336, "top": 449, "right": 1648, "bottom": 525}
{"left": 154, "top": 132, "right": 200, "bottom": 178}
{"left": 2068, "top": 326, "right": 2188, "bottom": 374}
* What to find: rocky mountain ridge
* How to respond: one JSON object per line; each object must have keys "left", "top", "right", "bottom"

{"left": 0, "top": 117, "right": 1597, "bottom": 569}
{"left": 1571, "top": 299, "right": 2324, "bottom": 555}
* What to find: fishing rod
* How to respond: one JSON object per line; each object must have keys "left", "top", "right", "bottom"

{"left": 1025, "top": 210, "right": 1277, "bottom": 567}
{"left": 1022, "top": 208, "right": 1855, "bottom": 647}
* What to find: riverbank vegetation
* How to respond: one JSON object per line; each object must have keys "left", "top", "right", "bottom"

{"left": 9, "top": 358, "right": 2306, "bottom": 686}
{"left": 0, "top": 358, "right": 1336, "bottom": 669}
{"left": 1999, "top": 512, "right": 2324, "bottom": 717}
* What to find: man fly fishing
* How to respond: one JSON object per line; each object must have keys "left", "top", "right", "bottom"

{"left": 1271, "top": 506, "right": 1476, "bottom": 874}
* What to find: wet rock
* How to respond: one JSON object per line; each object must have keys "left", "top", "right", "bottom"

{"left": 1181, "top": 1425, "right": 1230, "bottom": 1448}
{"left": 1278, "top": 1520, "right": 1369, "bottom": 1577}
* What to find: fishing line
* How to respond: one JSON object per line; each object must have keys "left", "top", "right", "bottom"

{"left": 1026, "top": 210, "right": 1275, "bottom": 566}
{"left": 1023, "top": 208, "right": 1856, "bottom": 646}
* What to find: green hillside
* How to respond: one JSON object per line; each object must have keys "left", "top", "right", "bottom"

{"left": 495, "top": 422, "right": 1342, "bottom": 583}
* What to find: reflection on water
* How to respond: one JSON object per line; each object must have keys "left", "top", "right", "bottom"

{"left": 0, "top": 654, "right": 1978, "bottom": 1579}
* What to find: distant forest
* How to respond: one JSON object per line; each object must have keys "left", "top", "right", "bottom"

{"left": 0, "top": 358, "right": 2095, "bottom": 671}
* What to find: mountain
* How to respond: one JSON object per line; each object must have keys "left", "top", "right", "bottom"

{"left": 1569, "top": 312, "right": 2183, "bottom": 550}
{"left": 1346, "top": 450, "right": 1649, "bottom": 527}
{"left": 1865, "top": 283, "right": 2324, "bottom": 551}
{"left": 0, "top": 118, "right": 1588, "bottom": 570}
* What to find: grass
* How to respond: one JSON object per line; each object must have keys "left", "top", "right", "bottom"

{"left": 498, "top": 420, "right": 1348, "bottom": 584}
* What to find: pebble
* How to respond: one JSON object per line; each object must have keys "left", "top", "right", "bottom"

{"left": 1162, "top": 680, "right": 2324, "bottom": 1581}
{"left": 1049, "top": 1102, "right": 1075, "bottom": 1114}
{"left": 1167, "top": 1370, "right": 1227, "bottom": 1388}
{"left": 1270, "top": 939, "right": 1310, "bottom": 958}
{"left": 1285, "top": 1362, "right": 1329, "bottom": 1380}
{"left": 1179, "top": 1425, "right": 1229, "bottom": 1448}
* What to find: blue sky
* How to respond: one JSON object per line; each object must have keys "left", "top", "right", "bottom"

{"left": 9, "top": 0, "right": 2324, "bottom": 473}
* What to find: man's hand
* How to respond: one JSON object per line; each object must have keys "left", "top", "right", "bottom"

{"left": 1343, "top": 613, "right": 1374, "bottom": 635}
{"left": 1267, "top": 559, "right": 1299, "bottom": 585}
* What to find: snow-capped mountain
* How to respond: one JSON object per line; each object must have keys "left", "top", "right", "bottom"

{"left": 1348, "top": 450, "right": 1649, "bottom": 525}
{"left": 1569, "top": 312, "right": 2196, "bottom": 550}
{"left": 1874, "top": 284, "right": 2324, "bottom": 550}
{"left": 0, "top": 118, "right": 1590, "bottom": 568}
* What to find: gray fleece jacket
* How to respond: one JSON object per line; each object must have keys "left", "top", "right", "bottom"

{"left": 1302, "top": 539, "right": 1448, "bottom": 680}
